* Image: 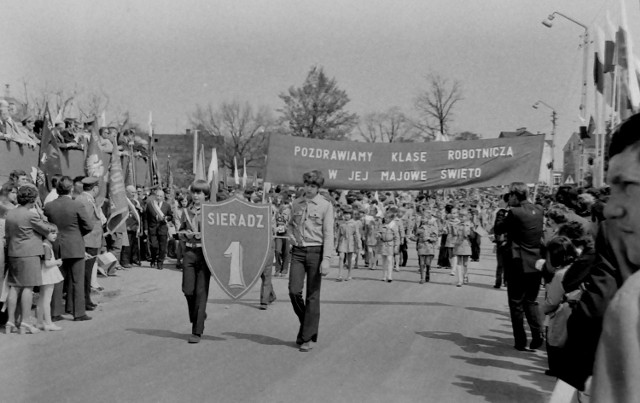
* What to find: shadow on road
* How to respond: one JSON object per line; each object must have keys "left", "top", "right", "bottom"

{"left": 221, "top": 332, "right": 298, "bottom": 349}
{"left": 453, "top": 375, "right": 549, "bottom": 403}
{"left": 415, "top": 331, "right": 546, "bottom": 363}
{"left": 126, "top": 328, "right": 226, "bottom": 341}
{"left": 464, "top": 306, "right": 510, "bottom": 318}
{"left": 323, "top": 300, "right": 452, "bottom": 307}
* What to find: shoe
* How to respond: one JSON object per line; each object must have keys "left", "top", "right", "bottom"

{"left": 188, "top": 334, "right": 201, "bottom": 344}
{"left": 299, "top": 341, "right": 313, "bottom": 352}
{"left": 530, "top": 337, "right": 544, "bottom": 350}
{"left": 514, "top": 345, "right": 532, "bottom": 352}
{"left": 381, "top": 278, "right": 387, "bottom": 282}
{"left": 419, "top": 279, "right": 425, "bottom": 284}
{"left": 51, "top": 315, "right": 64, "bottom": 322}
{"left": 456, "top": 283, "right": 462, "bottom": 287}
{"left": 493, "top": 284, "right": 501, "bottom": 289}
{"left": 133, "top": 261, "right": 141, "bottom": 266}
{"left": 86, "top": 305, "right": 95, "bottom": 311}
{"left": 345, "top": 277, "right": 352, "bottom": 281}
{"left": 259, "top": 304, "right": 268, "bottom": 310}
{"left": 19, "top": 323, "right": 40, "bottom": 334}
{"left": 336, "top": 277, "right": 343, "bottom": 282}
{"left": 4, "top": 321, "right": 17, "bottom": 334}
{"left": 387, "top": 279, "right": 392, "bottom": 283}
{"left": 74, "top": 315, "right": 92, "bottom": 322}
{"left": 40, "top": 323, "right": 62, "bottom": 331}
{"left": 463, "top": 276, "right": 469, "bottom": 284}
{"left": 157, "top": 262, "right": 164, "bottom": 270}
{"left": 122, "top": 264, "right": 132, "bottom": 269}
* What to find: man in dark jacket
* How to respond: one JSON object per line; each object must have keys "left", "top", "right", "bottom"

{"left": 44, "top": 176, "right": 94, "bottom": 321}
{"left": 496, "top": 182, "right": 544, "bottom": 351}
{"left": 144, "top": 188, "right": 173, "bottom": 270}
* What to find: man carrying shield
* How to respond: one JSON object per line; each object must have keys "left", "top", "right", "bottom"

{"left": 178, "top": 180, "right": 211, "bottom": 344}
{"left": 287, "top": 170, "right": 334, "bottom": 352}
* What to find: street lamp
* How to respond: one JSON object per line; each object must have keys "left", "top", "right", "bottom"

{"left": 542, "top": 12, "right": 590, "bottom": 123}
{"left": 532, "top": 101, "right": 557, "bottom": 187}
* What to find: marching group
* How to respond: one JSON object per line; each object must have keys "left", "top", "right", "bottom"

{"left": 1, "top": 108, "right": 640, "bottom": 401}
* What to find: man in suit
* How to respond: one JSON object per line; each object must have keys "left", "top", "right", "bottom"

{"left": 496, "top": 182, "right": 544, "bottom": 351}
{"left": 75, "top": 177, "right": 105, "bottom": 310}
{"left": 120, "top": 185, "right": 142, "bottom": 268}
{"left": 43, "top": 176, "right": 94, "bottom": 321}
{"left": 144, "top": 188, "right": 173, "bottom": 270}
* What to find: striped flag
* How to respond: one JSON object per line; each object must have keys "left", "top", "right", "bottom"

{"left": 242, "top": 157, "right": 247, "bottom": 189}
{"left": 208, "top": 148, "right": 219, "bottom": 196}
{"left": 195, "top": 145, "right": 206, "bottom": 181}
{"left": 105, "top": 138, "right": 129, "bottom": 236}
{"left": 234, "top": 156, "right": 239, "bottom": 185}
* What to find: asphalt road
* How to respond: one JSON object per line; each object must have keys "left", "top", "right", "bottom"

{"left": 1, "top": 235, "right": 555, "bottom": 403}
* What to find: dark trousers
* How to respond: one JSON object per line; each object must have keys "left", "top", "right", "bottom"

{"left": 274, "top": 237, "right": 291, "bottom": 275}
{"left": 506, "top": 260, "right": 543, "bottom": 348}
{"left": 85, "top": 247, "right": 98, "bottom": 306}
{"left": 182, "top": 248, "right": 211, "bottom": 336}
{"left": 399, "top": 239, "right": 408, "bottom": 266}
{"left": 149, "top": 231, "right": 168, "bottom": 264}
{"left": 289, "top": 245, "right": 323, "bottom": 344}
{"left": 120, "top": 231, "right": 140, "bottom": 266}
{"left": 495, "top": 246, "right": 508, "bottom": 287}
{"left": 437, "top": 235, "right": 449, "bottom": 268}
{"left": 58, "top": 257, "right": 86, "bottom": 318}
{"left": 470, "top": 233, "right": 481, "bottom": 261}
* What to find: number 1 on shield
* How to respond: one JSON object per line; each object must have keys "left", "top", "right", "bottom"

{"left": 224, "top": 241, "right": 246, "bottom": 289}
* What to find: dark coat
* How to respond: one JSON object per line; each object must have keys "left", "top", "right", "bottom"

{"left": 144, "top": 200, "right": 173, "bottom": 236}
{"left": 44, "top": 195, "right": 93, "bottom": 259}
{"left": 5, "top": 206, "right": 52, "bottom": 257}
{"left": 496, "top": 200, "right": 543, "bottom": 273}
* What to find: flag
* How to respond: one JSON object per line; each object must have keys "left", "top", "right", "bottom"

{"left": 148, "top": 112, "right": 153, "bottom": 138}
{"left": 234, "top": 156, "right": 239, "bottom": 185}
{"left": 262, "top": 181, "right": 271, "bottom": 203}
{"left": 123, "top": 154, "right": 136, "bottom": 188}
{"left": 594, "top": 25, "right": 605, "bottom": 95}
{"left": 85, "top": 119, "right": 109, "bottom": 205}
{"left": 165, "top": 155, "right": 174, "bottom": 190}
{"left": 100, "top": 110, "right": 106, "bottom": 128}
{"left": 148, "top": 147, "right": 162, "bottom": 188}
{"left": 242, "top": 157, "right": 247, "bottom": 189}
{"left": 207, "top": 148, "right": 219, "bottom": 196}
{"left": 616, "top": 0, "right": 640, "bottom": 116}
{"left": 37, "top": 105, "right": 62, "bottom": 201}
{"left": 195, "top": 145, "right": 206, "bottom": 181}
{"left": 105, "top": 142, "right": 129, "bottom": 236}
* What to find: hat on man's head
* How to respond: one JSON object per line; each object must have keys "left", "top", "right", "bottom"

{"left": 125, "top": 185, "right": 136, "bottom": 193}
{"left": 81, "top": 176, "right": 99, "bottom": 186}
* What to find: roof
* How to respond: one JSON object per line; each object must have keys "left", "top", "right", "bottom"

{"left": 498, "top": 130, "right": 538, "bottom": 138}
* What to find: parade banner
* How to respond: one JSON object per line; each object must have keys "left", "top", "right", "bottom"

{"left": 202, "top": 197, "right": 272, "bottom": 299}
{"left": 265, "top": 134, "right": 545, "bottom": 190}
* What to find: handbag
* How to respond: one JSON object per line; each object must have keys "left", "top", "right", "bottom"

{"left": 547, "top": 286, "right": 584, "bottom": 348}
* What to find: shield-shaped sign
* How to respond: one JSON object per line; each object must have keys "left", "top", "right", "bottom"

{"left": 202, "top": 197, "right": 272, "bottom": 299}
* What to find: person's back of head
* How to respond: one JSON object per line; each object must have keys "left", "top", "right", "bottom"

{"left": 509, "top": 182, "right": 528, "bottom": 203}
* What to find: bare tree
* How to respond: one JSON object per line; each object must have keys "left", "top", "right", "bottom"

{"left": 414, "top": 73, "right": 463, "bottom": 140}
{"left": 356, "top": 107, "right": 416, "bottom": 143}
{"left": 190, "top": 101, "right": 275, "bottom": 170}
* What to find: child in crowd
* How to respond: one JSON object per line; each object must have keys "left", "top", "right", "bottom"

{"left": 415, "top": 209, "right": 439, "bottom": 284}
{"left": 376, "top": 209, "right": 399, "bottom": 283}
{"left": 453, "top": 210, "right": 473, "bottom": 287}
{"left": 365, "top": 210, "right": 381, "bottom": 270}
{"left": 37, "top": 225, "right": 64, "bottom": 331}
{"left": 540, "top": 236, "right": 578, "bottom": 377}
{"left": 336, "top": 205, "right": 361, "bottom": 281}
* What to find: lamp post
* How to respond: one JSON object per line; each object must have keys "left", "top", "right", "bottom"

{"left": 542, "top": 12, "right": 590, "bottom": 123}
{"left": 533, "top": 101, "right": 557, "bottom": 187}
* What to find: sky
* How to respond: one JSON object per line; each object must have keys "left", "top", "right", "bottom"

{"left": 3, "top": 0, "right": 640, "bottom": 165}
